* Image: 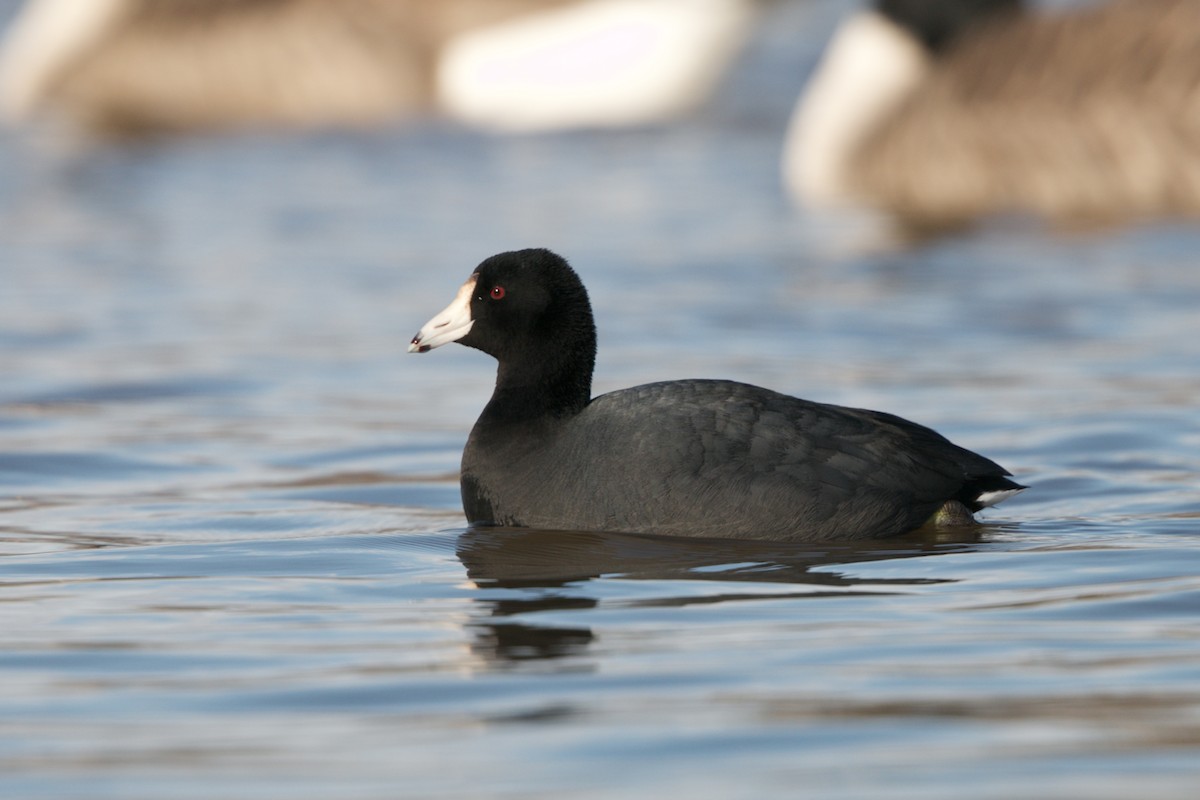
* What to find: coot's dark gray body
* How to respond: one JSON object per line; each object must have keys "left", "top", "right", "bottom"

{"left": 411, "top": 249, "right": 1024, "bottom": 541}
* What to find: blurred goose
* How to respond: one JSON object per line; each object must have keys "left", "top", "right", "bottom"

{"left": 0, "top": 0, "right": 572, "bottom": 133}
{"left": 0, "top": 0, "right": 753, "bottom": 136}
{"left": 783, "top": 0, "right": 1200, "bottom": 231}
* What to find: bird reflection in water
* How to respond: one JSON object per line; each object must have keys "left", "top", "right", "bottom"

{"left": 456, "top": 524, "right": 999, "bottom": 668}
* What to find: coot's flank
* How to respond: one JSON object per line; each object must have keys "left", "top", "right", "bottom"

{"left": 409, "top": 249, "right": 1024, "bottom": 541}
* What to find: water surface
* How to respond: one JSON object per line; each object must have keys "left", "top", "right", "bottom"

{"left": 1, "top": 1, "right": 1198, "bottom": 797}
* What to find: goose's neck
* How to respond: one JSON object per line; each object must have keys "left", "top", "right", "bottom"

{"left": 783, "top": 10, "right": 930, "bottom": 208}
{"left": 0, "top": 0, "right": 134, "bottom": 119}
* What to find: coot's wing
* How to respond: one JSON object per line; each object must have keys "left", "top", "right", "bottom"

{"left": 571, "top": 380, "right": 1008, "bottom": 539}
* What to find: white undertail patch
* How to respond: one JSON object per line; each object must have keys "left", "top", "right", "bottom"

{"left": 975, "top": 487, "right": 1025, "bottom": 509}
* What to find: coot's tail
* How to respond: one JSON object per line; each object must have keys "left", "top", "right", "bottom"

{"left": 961, "top": 475, "right": 1026, "bottom": 511}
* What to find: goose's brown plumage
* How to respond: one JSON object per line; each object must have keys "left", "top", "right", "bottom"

{"left": 789, "top": 0, "right": 1200, "bottom": 231}
{"left": 3, "top": 0, "right": 572, "bottom": 134}
{"left": 859, "top": 0, "right": 1200, "bottom": 228}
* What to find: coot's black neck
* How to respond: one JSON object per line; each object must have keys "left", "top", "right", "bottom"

{"left": 480, "top": 331, "right": 596, "bottom": 425}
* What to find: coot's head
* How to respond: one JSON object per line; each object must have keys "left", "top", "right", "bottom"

{"left": 408, "top": 248, "right": 596, "bottom": 368}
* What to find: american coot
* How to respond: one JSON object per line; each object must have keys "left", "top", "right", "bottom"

{"left": 410, "top": 249, "right": 1024, "bottom": 541}
{"left": 784, "top": 0, "right": 1200, "bottom": 230}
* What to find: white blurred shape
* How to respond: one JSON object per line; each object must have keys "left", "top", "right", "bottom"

{"left": 0, "top": 0, "right": 130, "bottom": 120}
{"left": 782, "top": 10, "right": 928, "bottom": 209}
{"left": 437, "top": 0, "right": 754, "bottom": 131}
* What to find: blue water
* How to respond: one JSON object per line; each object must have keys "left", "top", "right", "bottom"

{"left": 1, "top": 1, "right": 1198, "bottom": 798}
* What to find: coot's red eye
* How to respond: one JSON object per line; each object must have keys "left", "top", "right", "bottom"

{"left": 490, "top": 285, "right": 506, "bottom": 300}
